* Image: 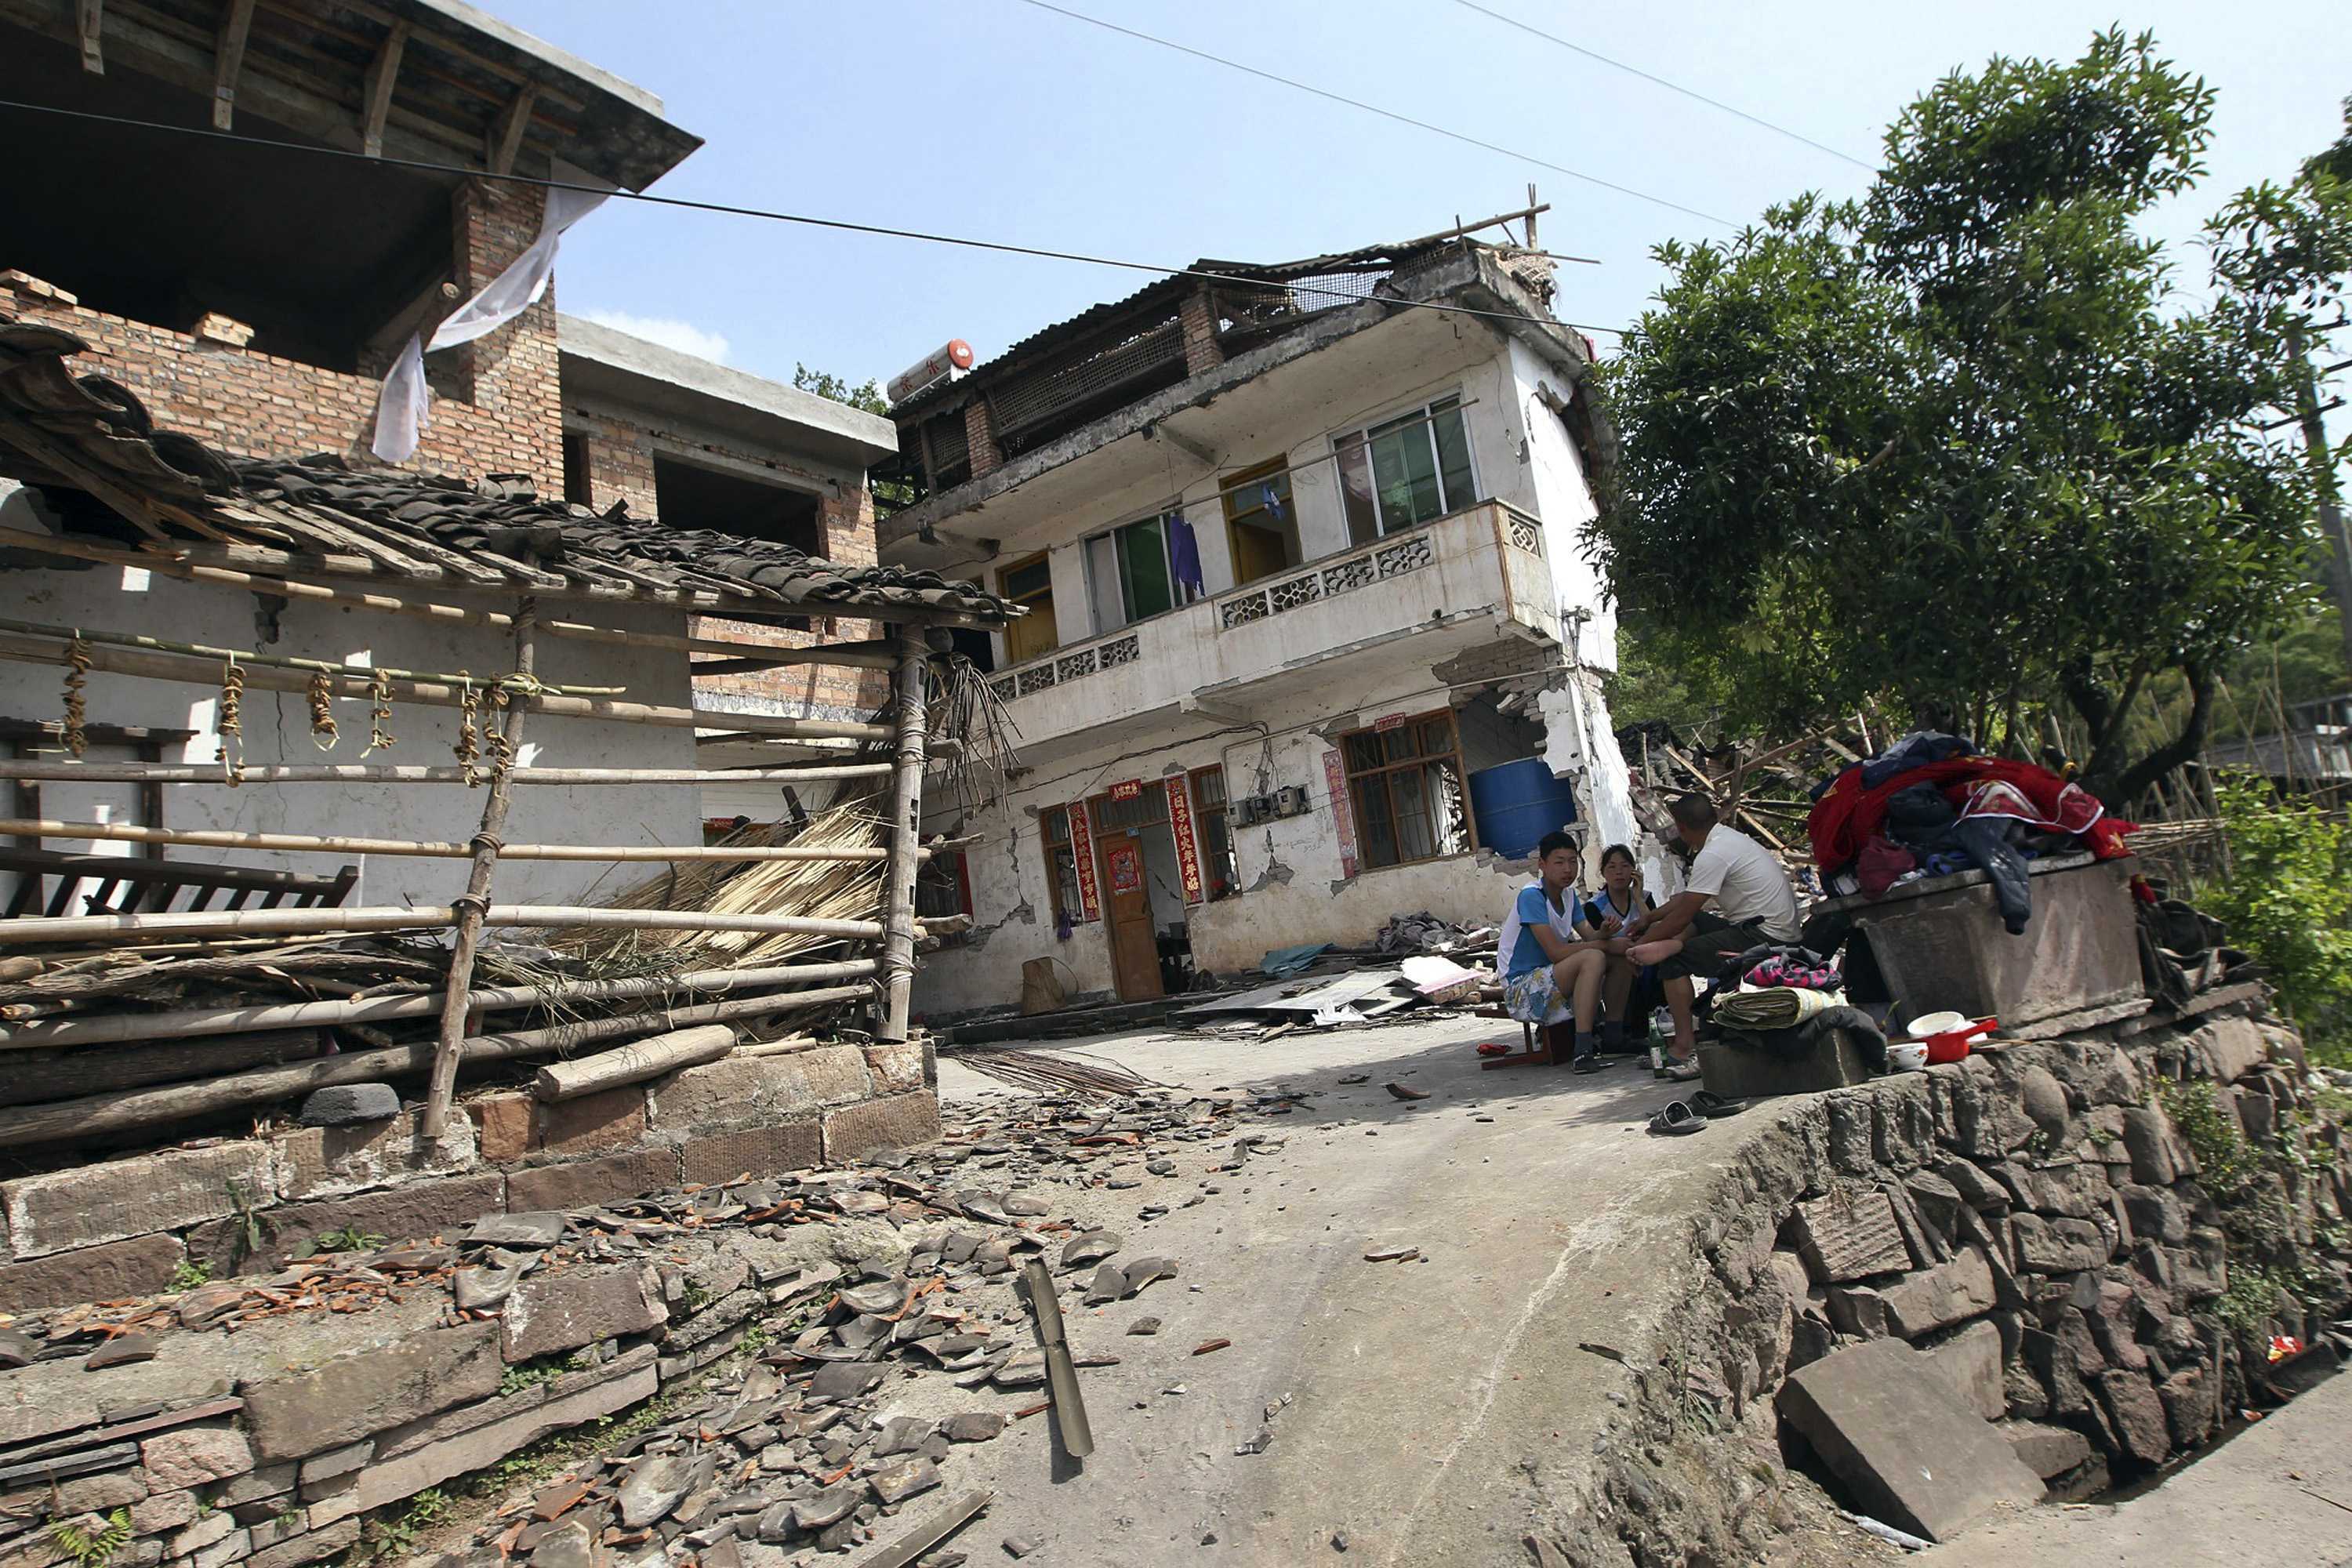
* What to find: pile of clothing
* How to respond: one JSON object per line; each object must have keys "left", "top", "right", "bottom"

{"left": 1808, "top": 731, "right": 2136, "bottom": 934}
{"left": 1701, "top": 942, "right": 1887, "bottom": 1069}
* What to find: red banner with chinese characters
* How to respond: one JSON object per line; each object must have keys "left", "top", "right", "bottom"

{"left": 1068, "top": 799, "right": 1101, "bottom": 922}
{"left": 1107, "top": 840, "right": 1142, "bottom": 895}
{"left": 1323, "top": 747, "right": 1358, "bottom": 877}
{"left": 1108, "top": 779, "right": 1144, "bottom": 801}
{"left": 1166, "top": 775, "right": 1203, "bottom": 904}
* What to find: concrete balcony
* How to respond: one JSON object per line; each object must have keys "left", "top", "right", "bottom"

{"left": 981, "top": 501, "right": 1560, "bottom": 757}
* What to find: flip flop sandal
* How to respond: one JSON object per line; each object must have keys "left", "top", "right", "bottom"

{"left": 1647, "top": 1101, "right": 1704, "bottom": 1135}
{"left": 1663, "top": 1058, "right": 1703, "bottom": 1082}
{"left": 1690, "top": 1090, "right": 1748, "bottom": 1117}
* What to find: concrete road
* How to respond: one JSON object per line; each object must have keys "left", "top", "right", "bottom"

{"left": 922, "top": 1012, "right": 1755, "bottom": 1567}
{"left": 1917, "top": 1369, "right": 2352, "bottom": 1568}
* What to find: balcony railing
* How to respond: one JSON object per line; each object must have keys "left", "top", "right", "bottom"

{"left": 983, "top": 501, "right": 1548, "bottom": 706}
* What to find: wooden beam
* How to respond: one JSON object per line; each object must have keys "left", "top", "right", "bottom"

{"left": 78, "top": 0, "right": 103, "bottom": 71}
{"left": 210, "top": 0, "right": 254, "bottom": 129}
{"left": 360, "top": 19, "right": 408, "bottom": 158}
{"left": 486, "top": 81, "right": 538, "bottom": 176}
{"left": 0, "top": 763, "right": 900, "bottom": 788}
{"left": 0, "top": 818, "right": 917, "bottom": 863}
{"left": 879, "top": 629, "right": 930, "bottom": 1044}
{"left": 0, "top": 903, "right": 898, "bottom": 947}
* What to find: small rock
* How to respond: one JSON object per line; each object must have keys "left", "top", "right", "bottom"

{"left": 532, "top": 1520, "right": 596, "bottom": 1568}
{"left": 1333, "top": 1530, "right": 1350, "bottom": 1552}
{"left": 298, "top": 1082, "right": 401, "bottom": 1126}
{"left": 1002, "top": 1534, "right": 1043, "bottom": 1559}
{"left": 1147, "top": 1160, "right": 1178, "bottom": 1177}
{"left": 943, "top": 1413, "right": 1004, "bottom": 1443}
{"left": 1127, "top": 1318, "right": 1162, "bottom": 1337}
{"left": 1004, "top": 1192, "right": 1051, "bottom": 1217}
{"left": 85, "top": 1334, "right": 158, "bottom": 1370}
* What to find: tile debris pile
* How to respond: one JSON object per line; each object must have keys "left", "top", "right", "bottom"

{"left": 0, "top": 1087, "right": 1298, "bottom": 1568}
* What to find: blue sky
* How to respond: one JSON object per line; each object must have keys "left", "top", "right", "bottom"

{"left": 510, "top": 0, "right": 2350, "bottom": 390}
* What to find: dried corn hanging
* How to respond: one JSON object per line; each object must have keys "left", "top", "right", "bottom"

{"left": 218, "top": 653, "right": 245, "bottom": 786}
{"left": 482, "top": 684, "right": 514, "bottom": 779}
{"left": 454, "top": 674, "right": 481, "bottom": 786}
{"left": 361, "top": 666, "right": 396, "bottom": 757}
{"left": 306, "top": 670, "right": 339, "bottom": 751}
{"left": 61, "top": 634, "right": 92, "bottom": 759}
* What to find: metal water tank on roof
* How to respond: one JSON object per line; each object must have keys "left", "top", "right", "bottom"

{"left": 1468, "top": 758, "right": 1579, "bottom": 862}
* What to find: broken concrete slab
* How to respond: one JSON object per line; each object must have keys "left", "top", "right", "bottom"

{"left": 500, "top": 1268, "right": 666, "bottom": 1363}
{"left": 1790, "top": 1191, "right": 1911, "bottom": 1283}
{"left": 1777, "top": 1337, "right": 2042, "bottom": 1541}
{"left": 1878, "top": 1247, "right": 1997, "bottom": 1338}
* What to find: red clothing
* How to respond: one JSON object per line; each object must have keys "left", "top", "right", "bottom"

{"left": 1809, "top": 757, "right": 2135, "bottom": 872}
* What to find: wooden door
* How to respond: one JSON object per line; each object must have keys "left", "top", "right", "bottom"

{"left": 1097, "top": 829, "right": 1163, "bottom": 1001}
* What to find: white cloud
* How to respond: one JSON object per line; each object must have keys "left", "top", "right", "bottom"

{"left": 578, "top": 310, "right": 731, "bottom": 365}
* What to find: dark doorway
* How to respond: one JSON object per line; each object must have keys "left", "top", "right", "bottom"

{"left": 652, "top": 456, "right": 823, "bottom": 554}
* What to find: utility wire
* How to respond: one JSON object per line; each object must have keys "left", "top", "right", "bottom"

{"left": 1449, "top": 0, "right": 1876, "bottom": 172}
{"left": 0, "top": 96, "right": 1624, "bottom": 339}
{"left": 1008, "top": 0, "right": 1737, "bottom": 231}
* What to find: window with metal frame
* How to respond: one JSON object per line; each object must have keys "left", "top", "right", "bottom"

{"left": 915, "top": 850, "right": 973, "bottom": 944}
{"left": 1334, "top": 394, "right": 1477, "bottom": 545}
{"left": 998, "top": 553, "right": 1058, "bottom": 663}
{"left": 1189, "top": 765, "right": 1239, "bottom": 901}
{"left": 1041, "top": 806, "right": 1081, "bottom": 927}
{"left": 1338, "top": 710, "right": 1474, "bottom": 869}
{"left": 1083, "top": 514, "right": 1200, "bottom": 634}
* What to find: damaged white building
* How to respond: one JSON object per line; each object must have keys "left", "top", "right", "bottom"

{"left": 873, "top": 228, "right": 1639, "bottom": 1015}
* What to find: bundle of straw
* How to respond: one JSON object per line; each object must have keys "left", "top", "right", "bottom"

{"left": 555, "top": 793, "right": 888, "bottom": 972}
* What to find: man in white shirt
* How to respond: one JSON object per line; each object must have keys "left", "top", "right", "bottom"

{"left": 1618, "top": 794, "right": 1802, "bottom": 1074}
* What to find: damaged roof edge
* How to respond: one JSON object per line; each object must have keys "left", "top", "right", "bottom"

{"left": 882, "top": 250, "right": 1598, "bottom": 550}
{"left": 411, "top": 0, "right": 671, "bottom": 120}
{"left": 557, "top": 316, "right": 898, "bottom": 470}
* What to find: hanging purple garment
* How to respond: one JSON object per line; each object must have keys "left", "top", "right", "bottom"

{"left": 1167, "top": 510, "right": 1204, "bottom": 595}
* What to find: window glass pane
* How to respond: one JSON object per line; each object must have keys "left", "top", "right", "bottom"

{"left": 1119, "top": 518, "right": 1173, "bottom": 621}
{"left": 1193, "top": 768, "right": 1228, "bottom": 809}
{"left": 1002, "top": 558, "right": 1051, "bottom": 600}
{"left": 1344, "top": 732, "right": 1384, "bottom": 772}
{"left": 1392, "top": 766, "right": 1436, "bottom": 861}
{"left": 1085, "top": 534, "right": 1123, "bottom": 635}
{"left": 1369, "top": 410, "right": 1441, "bottom": 530}
{"left": 1336, "top": 437, "right": 1380, "bottom": 546}
{"left": 1352, "top": 777, "right": 1400, "bottom": 869}
{"left": 1419, "top": 717, "right": 1454, "bottom": 757}
{"left": 1430, "top": 397, "right": 1474, "bottom": 510}
{"left": 1044, "top": 806, "right": 1069, "bottom": 846}
{"left": 1382, "top": 728, "right": 1416, "bottom": 764}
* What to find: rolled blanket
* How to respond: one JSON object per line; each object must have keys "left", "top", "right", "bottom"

{"left": 1714, "top": 985, "right": 1838, "bottom": 1031}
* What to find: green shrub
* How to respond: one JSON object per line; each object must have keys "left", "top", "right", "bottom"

{"left": 2201, "top": 777, "right": 2352, "bottom": 1065}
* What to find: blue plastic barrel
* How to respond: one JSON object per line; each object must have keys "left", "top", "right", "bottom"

{"left": 1468, "top": 757, "right": 1580, "bottom": 861}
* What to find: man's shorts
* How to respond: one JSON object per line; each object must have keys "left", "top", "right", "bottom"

{"left": 1503, "top": 964, "right": 1561, "bottom": 1024}
{"left": 1654, "top": 913, "right": 1770, "bottom": 982}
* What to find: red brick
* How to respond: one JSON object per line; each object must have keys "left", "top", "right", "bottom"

{"left": 534, "top": 1087, "right": 646, "bottom": 1157}
{"left": 466, "top": 1094, "right": 535, "bottom": 1164}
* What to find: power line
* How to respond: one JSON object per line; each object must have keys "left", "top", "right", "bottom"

{"left": 1449, "top": 0, "right": 1876, "bottom": 172}
{"left": 0, "top": 96, "right": 1624, "bottom": 340}
{"left": 1007, "top": 0, "right": 1737, "bottom": 231}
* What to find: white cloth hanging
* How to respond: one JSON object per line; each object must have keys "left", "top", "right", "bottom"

{"left": 370, "top": 163, "right": 614, "bottom": 463}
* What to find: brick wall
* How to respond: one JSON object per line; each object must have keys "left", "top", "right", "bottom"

{"left": 1, "top": 177, "right": 562, "bottom": 487}
{"left": 568, "top": 411, "right": 890, "bottom": 719}
{"left": 1180, "top": 286, "right": 1225, "bottom": 376}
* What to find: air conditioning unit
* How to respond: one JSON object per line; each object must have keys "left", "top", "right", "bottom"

{"left": 1273, "top": 785, "right": 1309, "bottom": 818}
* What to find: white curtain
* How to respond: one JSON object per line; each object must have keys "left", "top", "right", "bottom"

{"left": 370, "top": 163, "right": 614, "bottom": 463}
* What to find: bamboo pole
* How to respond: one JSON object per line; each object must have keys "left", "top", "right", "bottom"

{"left": 532, "top": 1023, "right": 735, "bottom": 1102}
{"left": 0, "top": 902, "right": 897, "bottom": 949}
{"left": 0, "top": 633, "right": 896, "bottom": 743}
{"left": 0, "top": 762, "right": 896, "bottom": 786}
{"left": 0, "top": 615, "right": 622, "bottom": 695}
{"left": 0, "top": 987, "right": 870, "bottom": 1150}
{"left": 0, "top": 959, "right": 879, "bottom": 1050}
{"left": 0, "top": 525, "right": 905, "bottom": 666}
{"left": 879, "top": 627, "right": 931, "bottom": 1045}
{"left": 423, "top": 597, "right": 534, "bottom": 1140}
{"left": 0, "top": 817, "right": 920, "bottom": 862}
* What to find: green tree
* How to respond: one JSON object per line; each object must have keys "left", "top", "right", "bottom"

{"left": 792, "top": 363, "right": 889, "bottom": 416}
{"left": 2202, "top": 777, "right": 2352, "bottom": 1064}
{"left": 1592, "top": 31, "right": 2339, "bottom": 804}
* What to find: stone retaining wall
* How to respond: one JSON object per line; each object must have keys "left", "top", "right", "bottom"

{"left": 0, "top": 1044, "right": 936, "bottom": 1312}
{"left": 1541, "top": 990, "right": 2352, "bottom": 1566}
{"left": 0, "top": 1201, "right": 848, "bottom": 1568}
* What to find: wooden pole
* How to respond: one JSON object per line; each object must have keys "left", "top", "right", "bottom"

{"left": 532, "top": 1023, "right": 736, "bottom": 1102}
{"left": 0, "top": 615, "right": 622, "bottom": 695}
{"left": 0, "top": 959, "right": 880, "bottom": 1050}
{"left": 0, "top": 989, "right": 869, "bottom": 1150}
{"left": 0, "top": 633, "right": 896, "bottom": 743}
{"left": 879, "top": 627, "right": 931, "bottom": 1044}
{"left": 423, "top": 596, "right": 535, "bottom": 1140}
{"left": 0, "top": 902, "right": 896, "bottom": 948}
{"left": 0, "top": 525, "right": 905, "bottom": 666}
{"left": 0, "top": 817, "right": 918, "bottom": 862}
{"left": 0, "top": 762, "right": 897, "bottom": 787}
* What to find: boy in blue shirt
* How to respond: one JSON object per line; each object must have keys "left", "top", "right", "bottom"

{"left": 1497, "top": 832, "right": 1610, "bottom": 1072}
